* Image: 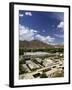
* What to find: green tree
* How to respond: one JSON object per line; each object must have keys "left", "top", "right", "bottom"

{"left": 19, "top": 64, "right": 27, "bottom": 74}
{"left": 40, "top": 73, "right": 48, "bottom": 78}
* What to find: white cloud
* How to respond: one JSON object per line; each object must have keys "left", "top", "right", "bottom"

{"left": 19, "top": 24, "right": 37, "bottom": 41}
{"left": 46, "top": 36, "right": 55, "bottom": 42}
{"left": 19, "top": 24, "right": 55, "bottom": 44}
{"left": 35, "top": 34, "right": 55, "bottom": 44}
{"left": 57, "top": 21, "right": 64, "bottom": 28}
{"left": 54, "top": 34, "right": 64, "bottom": 38}
{"left": 30, "top": 29, "right": 37, "bottom": 33}
{"left": 25, "top": 12, "right": 32, "bottom": 16}
{"left": 19, "top": 14, "right": 24, "bottom": 17}
{"left": 35, "top": 34, "right": 45, "bottom": 41}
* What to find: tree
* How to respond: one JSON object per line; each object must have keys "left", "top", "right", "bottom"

{"left": 40, "top": 73, "right": 48, "bottom": 78}
{"left": 19, "top": 64, "right": 27, "bottom": 74}
{"left": 19, "top": 48, "right": 24, "bottom": 55}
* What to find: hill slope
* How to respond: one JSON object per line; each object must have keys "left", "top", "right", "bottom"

{"left": 19, "top": 40, "right": 54, "bottom": 49}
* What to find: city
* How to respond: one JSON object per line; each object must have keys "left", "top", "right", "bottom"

{"left": 19, "top": 51, "right": 64, "bottom": 79}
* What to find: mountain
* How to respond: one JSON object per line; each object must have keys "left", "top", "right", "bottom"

{"left": 19, "top": 40, "right": 64, "bottom": 49}
{"left": 19, "top": 40, "right": 54, "bottom": 49}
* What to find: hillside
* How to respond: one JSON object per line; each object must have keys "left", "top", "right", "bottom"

{"left": 19, "top": 40, "right": 54, "bottom": 49}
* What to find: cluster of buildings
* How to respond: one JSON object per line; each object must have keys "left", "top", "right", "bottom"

{"left": 19, "top": 52, "right": 64, "bottom": 79}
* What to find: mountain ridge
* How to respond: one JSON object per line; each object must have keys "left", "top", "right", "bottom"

{"left": 19, "top": 40, "right": 64, "bottom": 49}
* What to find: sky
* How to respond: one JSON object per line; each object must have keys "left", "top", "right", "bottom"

{"left": 19, "top": 10, "right": 64, "bottom": 45}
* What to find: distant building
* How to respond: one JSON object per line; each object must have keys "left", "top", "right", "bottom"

{"left": 24, "top": 52, "right": 48, "bottom": 57}
{"left": 43, "top": 59, "right": 53, "bottom": 67}
{"left": 26, "top": 60, "right": 40, "bottom": 70}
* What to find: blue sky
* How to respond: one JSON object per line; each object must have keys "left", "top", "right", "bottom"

{"left": 19, "top": 10, "right": 64, "bottom": 45}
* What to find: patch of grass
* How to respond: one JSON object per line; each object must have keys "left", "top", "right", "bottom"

{"left": 53, "top": 71, "right": 64, "bottom": 77}
{"left": 19, "top": 48, "right": 64, "bottom": 56}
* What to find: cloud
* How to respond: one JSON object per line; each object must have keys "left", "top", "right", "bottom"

{"left": 54, "top": 34, "right": 64, "bottom": 38}
{"left": 35, "top": 34, "right": 45, "bottom": 41}
{"left": 19, "top": 14, "right": 24, "bottom": 17}
{"left": 35, "top": 34, "right": 55, "bottom": 44}
{"left": 30, "top": 29, "right": 37, "bottom": 33}
{"left": 25, "top": 12, "right": 32, "bottom": 16}
{"left": 19, "top": 24, "right": 55, "bottom": 44}
{"left": 19, "top": 24, "right": 37, "bottom": 41}
{"left": 57, "top": 21, "right": 64, "bottom": 28}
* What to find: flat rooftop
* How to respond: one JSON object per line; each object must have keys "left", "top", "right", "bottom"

{"left": 24, "top": 52, "right": 48, "bottom": 56}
